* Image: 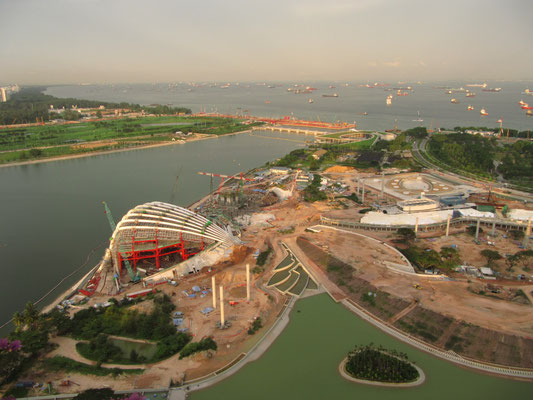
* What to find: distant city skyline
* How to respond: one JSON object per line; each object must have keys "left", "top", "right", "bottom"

{"left": 1, "top": 0, "right": 532, "bottom": 84}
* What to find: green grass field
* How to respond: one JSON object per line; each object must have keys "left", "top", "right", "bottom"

{"left": 0, "top": 116, "right": 256, "bottom": 164}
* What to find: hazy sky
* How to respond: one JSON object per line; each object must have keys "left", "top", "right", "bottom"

{"left": 1, "top": 0, "right": 532, "bottom": 84}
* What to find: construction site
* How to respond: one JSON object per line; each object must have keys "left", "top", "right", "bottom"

{"left": 20, "top": 143, "right": 533, "bottom": 394}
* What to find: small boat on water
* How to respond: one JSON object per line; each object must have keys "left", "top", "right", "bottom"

{"left": 451, "top": 98, "right": 459, "bottom": 104}
{"left": 322, "top": 93, "right": 339, "bottom": 98}
{"left": 482, "top": 87, "right": 501, "bottom": 92}
{"left": 386, "top": 95, "right": 392, "bottom": 106}
{"left": 527, "top": 110, "right": 533, "bottom": 116}
{"left": 358, "top": 112, "right": 368, "bottom": 116}
{"left": 467, "top": 105, "right": 474, "bottom": 111}
{"left": 265, "top": 100, "right": 271, "bottom": 104}
{"left": 308, "top": 98, "right": 314, "bottom": 104}
{"left": 466, "top": 92, "right": 476, "bottom": 97}
{"left": 412, "top": 111, "right": 423, "bottom": 122}
{"left": 519, "top": 100, "right": 527, "bottom": 106}
{"left": 480, "top": 108, "right": 488, "bottom": 116}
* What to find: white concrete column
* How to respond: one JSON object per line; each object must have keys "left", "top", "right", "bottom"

{"left": 246, "top": 263, "right": 251, "bottom": 302}
{"left": 475, "top": 218, "right": 481, "bottom": 241}
{"left": 524, "top": 217, "right": 531, "bottom": 247}
{"left": 380, "top": 172, "right": 385, "bottom": 198}
{"left": 446, "top": 215, "right": 451, "bottom": 237}
{"left": 361, "top": 180, "right": 365, "bottom": 203}
{"left": 357, "top": 179, "right": 360, "bottom": 196}
{"left": 219, "top": 285, "right": 225, "bottom": 326}
{"left": 415, "top": 217, "right": 419, "bottom": 235}
{"left": 212, "top": 276, "right": 216, "bottom": 309}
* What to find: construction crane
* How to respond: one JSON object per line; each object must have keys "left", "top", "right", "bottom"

{"left": 170, "top": 165, "right": 183, "bottom": 204}
{"left": 102, "top": 201, "right": 141, "bottom": 283}
{"left": 198, "top": 171, "right": 253, "bottom": 194}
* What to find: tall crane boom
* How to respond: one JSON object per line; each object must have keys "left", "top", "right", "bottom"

{"left": 103, "top": 201, "right": 116, "bottom": 232}
{"left": 102, "top": 201, "right": 140, "bottom": 283}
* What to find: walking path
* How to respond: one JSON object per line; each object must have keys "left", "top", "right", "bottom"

{"left": 177, "top": 295, "right": 299, "bottom": 394}
{"left": 388, "top": 300, "right": 418, "bottom": 324}
{"left": 47, "top": 337, "right": 149, "bottom": 370}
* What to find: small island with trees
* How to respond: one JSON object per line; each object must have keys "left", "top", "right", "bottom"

{"left": 339, "top": 344, "right": 424, "bottom": 387}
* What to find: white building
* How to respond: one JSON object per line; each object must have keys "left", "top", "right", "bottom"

{"left": 397, "top": 198, "right": 439, "bottom": 213}
{"left": 270, "top": 166, "right": 291, "bottom": 175}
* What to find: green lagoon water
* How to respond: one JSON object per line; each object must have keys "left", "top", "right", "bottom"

{"left": 191, "top": 294, "right": 532, "bottom": 400}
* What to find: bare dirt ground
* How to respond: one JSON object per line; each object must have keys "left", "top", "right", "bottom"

{"left": 26, "top": 173, "right": 533, "bottom": 391}
{"left": 309, "top": 227, "right": 533, "bottom": 337}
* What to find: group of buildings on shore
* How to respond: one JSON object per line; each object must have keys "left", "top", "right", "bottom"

{"left": 0, "top": 83, "right": 19, "bottom": 102}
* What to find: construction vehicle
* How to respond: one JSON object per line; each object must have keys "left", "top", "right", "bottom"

{"left": 102, "top": 201, "right": 141, "bottom": 283}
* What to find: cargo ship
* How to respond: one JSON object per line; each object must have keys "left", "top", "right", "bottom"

{"left": 482, "top": 88, "right": 502, "bottom": 92}
{"left": 322, "top": 93, "right": 339, "bottom": 98}
{"left": 466, "top": 92, "right": 476, "bottom": 97}
{"left": 521, "top": 105, "right": 533, "bottom": 110}
{"left": 386, "top": 95, "right": 392, "bottom": 106}
{"left": 480, "top": 108, "right": 488, "bottom": 116}
{"left": 466, "top": 83, "right": 487, "bottom": 88}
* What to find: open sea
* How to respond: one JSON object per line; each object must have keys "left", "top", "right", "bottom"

{"left": 46, "top": 81, "right": 533, "bottom": 131}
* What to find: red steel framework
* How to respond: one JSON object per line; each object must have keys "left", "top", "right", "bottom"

{"left": 116, "top": 229, "right": 205, "bottom": 277}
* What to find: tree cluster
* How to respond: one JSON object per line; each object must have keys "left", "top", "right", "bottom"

{"left": 179, "top": 337, "right": 217, "bottom": 359}
{"left": 400, "top": 245, "right": 460, "bottom": 271}
{"left": 345, "top": 343, "right": 418, "bottom": 383}
{"left": 303, "top": 174, "right": 327, "bottom": 202}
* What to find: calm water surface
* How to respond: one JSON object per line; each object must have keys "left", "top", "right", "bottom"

{"left": 191, "top": 294, "right": 533, "bottom": 399}
{"left": 46, "top": 81, "right": 533, "bottom": 131}
{"left": 0, "top": 132, "right": 303, "bottom": 332}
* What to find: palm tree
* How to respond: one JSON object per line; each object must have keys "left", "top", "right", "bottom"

{"left": 12, "top": 312, "right": 24, "bottom": 333}
{"left": 23, "top": 302, "right": 39, "bottom": 328}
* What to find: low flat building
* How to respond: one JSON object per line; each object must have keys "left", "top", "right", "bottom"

{"left": 397, "top": 198, "right": 439, "bottom": 213}
{"left": 361, "top": 209, "right": 454, "bottom": 226}
{"left": 269, "top": 166, "right": 291, "bottom": 175}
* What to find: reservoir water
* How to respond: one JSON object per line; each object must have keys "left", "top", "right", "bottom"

{"left": 0, "top": 132, "right": 303, "bottom": 332}
{"left": 46, "top": 81, "right": 533, "bottom": 131}
{"left": 190, "top": 294, "right": 533, "bottom": 399}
